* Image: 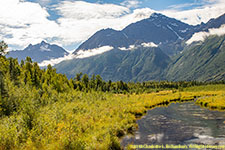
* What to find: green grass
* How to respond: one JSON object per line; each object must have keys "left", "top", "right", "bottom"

{"left": 1, "top": 86, "right": 225, "bottom": 150}
{"left": 181, "top": 84, "right": 225, "bottom": 92}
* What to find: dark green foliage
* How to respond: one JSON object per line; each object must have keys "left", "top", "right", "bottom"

{"left": 55, "top": 47, "right": 171, "bottom": 82}
{"left": 167, "top": 35, "right": 225, "bottom": 81}
{"left": 75, "top": 72, "right": 82, "bottom": 82}
{"left": 8, "top": 57, "right": 21, "bottom": 84}
{"left": 0, "top": 71, "right": 6, "bottom": 98}
{"left": 0, "top": 41, "right": 8, "bottom": 56}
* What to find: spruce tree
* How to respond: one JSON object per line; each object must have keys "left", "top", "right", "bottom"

{"left": 0, "top": 41, "right": 8, "bottom": 56}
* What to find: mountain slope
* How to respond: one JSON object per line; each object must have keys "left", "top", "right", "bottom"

{"left": 199, "top": 13, "right": 225, "bottom": 31}
{"left": 166, "top": 35, "right": 225, "bottom": 81}
{"left": 123, "top": 13, "right": 193, "bottom": 43}
{"left": 57, "top": 46, "right": 171, "bottom": 82}
{"left": 75, "top": 28, "right": 134, "bottom": 51}
{"left": 8, "top": 41, "right": 68, "bottom": 63}
{"left": 74, "top": 13, "right": 194, "bottom": 56}
{"left": 56, "top": 13, "right": 225, "bottom": 82}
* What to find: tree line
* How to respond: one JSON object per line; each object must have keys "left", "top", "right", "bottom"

{"left": 1, "top": 41, "right": 224, "bottom": 98}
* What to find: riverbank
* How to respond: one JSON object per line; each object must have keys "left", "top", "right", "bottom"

{"left": 122, "top": 102, "right": 225, "bottom": 149}
{"left": 0, "top": 85, "right": 225, "bottom": 149}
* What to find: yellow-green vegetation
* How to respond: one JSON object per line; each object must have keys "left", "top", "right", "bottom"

{"left": 0, "top": 41, "right": 225, "bottom": 150}
{"left": 0, "top": 90, "right": 203, "bottom": 150}
{"left": 1, "top": 88, "right": 225, "bottom": 150}
{"left": 196, "top": 94, "right": 225, "bottom": 110}
{"left": 182, "top": 85, "right": 225, "bottom": 111}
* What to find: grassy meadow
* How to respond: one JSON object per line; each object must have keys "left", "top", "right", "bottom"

{"left": 0, "top": 84, "right": 224, "bottom": 150}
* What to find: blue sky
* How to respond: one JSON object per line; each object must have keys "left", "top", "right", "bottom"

{"left": 30, "top": 0, "right": 215, "bottom": 10}
{"left": 0, "top": 0, "right": 224, "bottom": 51}
{"left": 29, "top": 0, "right": 217, "bottom": 20}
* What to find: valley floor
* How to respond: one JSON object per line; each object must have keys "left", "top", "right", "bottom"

{"left": 0, "top": 84, "right": 224, "bottom": 150}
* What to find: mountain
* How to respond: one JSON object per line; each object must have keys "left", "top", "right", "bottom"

{"left": 55, "top": 13, "right": 225, "bottom": 82}
{"left": 198, "top": 13, "right": 225, "bottom": 32}
{"left": 74, "top": 13, "right": 195, "bottom": 56}
{"left": 75, "top": 28, "right": 134, "bottom": 52}
{"left": 7, "top": 41, "right": 68, "bottom": 63}
{"left": 75, "top": 13, "right": 225, "bottom": 56}
{"left": 166, "top": 35, "right": 225, "bottom": 81}
{"left": 57, "top": 46, "right": 171, "bottom": 82}
{"left": 122, "top": 13, "right": 193, "bottom": 43}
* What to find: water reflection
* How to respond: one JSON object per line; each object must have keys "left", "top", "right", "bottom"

{"left": 121, "top": 102, "right": 225, "bottom": 148}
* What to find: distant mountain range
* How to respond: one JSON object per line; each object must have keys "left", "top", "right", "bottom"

{"left": 75, "top": 13, "right": 195, "bottom": 56}
{"left": 74, "top": 13, "right": 225, "bottom": 56}
{"left": 7, "top": 12, "right": 225, "bottom": 81}
{"left": 55, "top": 13, "right": 225, "bottom": 81}
{"left": 7, "top": 41, "right": 68, "bottom": 63}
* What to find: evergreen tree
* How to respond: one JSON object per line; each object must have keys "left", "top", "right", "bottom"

{"left": 90, "top": 74, "right": 96, "bottom": 89}
{"left": 0, "top": 71, "right": 7, "bottom": 99}
{"left": 75, "top": 72, "right": 82, "bottom": 82}
{"left": 0, "top": 42, "right": 8, "bottom": 100}
{"left": 8, "top": 57, "right": 21, "bottom": 84}
{"left": 81, "top": 74, "right": 89, "bottom": 90}
{"left": 95, "top": 75, "right": 103, "bottom": 91}
{"left": 0, "top": 41, "right": 8, "bottom": 56}
{"left": 32, "top": 62, "right": 41, "bottom": 87}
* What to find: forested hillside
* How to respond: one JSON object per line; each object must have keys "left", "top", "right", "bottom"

{"left": 56, "top": 46, "right": 171, "bottom": 82}
{"left": 166, "top": 35, "right": 225, "bottom": 81}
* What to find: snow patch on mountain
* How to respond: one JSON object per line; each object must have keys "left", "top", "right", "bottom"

{"left": 40, "top": 45, "right": 51, "bottom": 52}
{"left": 170, "top": 22, "right": 178, "bottom": 27}
{"left": 166, "top": 25, "right": 184, "bottom": 40}
{"left": 180, "top": 28, "right": 188, "bottom": 33}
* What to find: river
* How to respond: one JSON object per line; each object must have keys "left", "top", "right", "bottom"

{"left": 121, "top": 102, "right": 225, "bottom": 149}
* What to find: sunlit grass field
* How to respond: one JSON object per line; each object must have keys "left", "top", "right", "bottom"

{"left": 0, "top": 84, "right": 224, "bottom": 150}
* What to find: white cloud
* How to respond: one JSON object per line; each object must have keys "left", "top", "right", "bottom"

{"left": 0, "top": 0, "right": 60, "bottom": 48}
{"left": 41, "top": 42, "right": 158, "bottom": 66}
{"left": 186, "top": 24, "right": 225, "bottom": 45}
{"left": 76, "top": 46, "right": 113, "bottom": 58}
{"left": 0, "top": 0, "right": 48, "bottom": 26}
{"left": 162, "top": 0, "right": 225, "bottom": 25}
{"left": 1, "top": 0, "right": 225, "bottom": 51}
{"left": 55, "top": 1, "right": 154, "bottom": 46}
{"left": 118, "top": 42, "right": 158, "bottom": 51}
{"left": 168, "top": 3, "right": 200, "bottom": 10}
{"left": 37, "top": 0, "right": 51, "bottom": 5}
{"left": 38, "top": 45, "right": 114, "bottom": 66}
{"left": 0, "top": 0, "right": 154, "bottom": 50}
{"left": 55, "top": 1, "right": 130, "bottom": 20}
{"left": 118, "top": 45, "right": 136, "bottom": 51}
{"left": 141, "top": 42, "right": 158, "bottom": 48}
{"left": 120, "top": 0, "right": 141, "bottom": 8}
{"left": 39, "top": 53, "right": 76, "bottom": 67}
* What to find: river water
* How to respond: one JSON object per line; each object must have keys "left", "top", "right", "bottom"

{"left": 121, "top": 102, "right": 225, "bottom": 149}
